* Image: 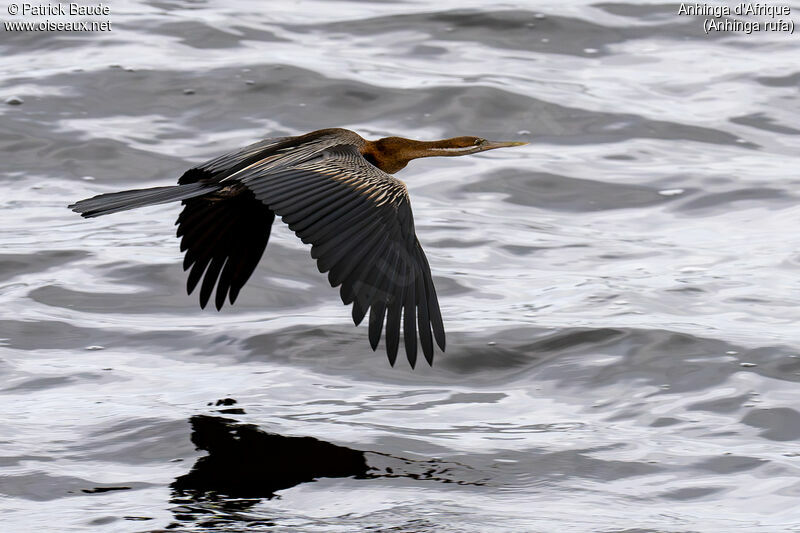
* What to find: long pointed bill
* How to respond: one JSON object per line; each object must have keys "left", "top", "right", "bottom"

{"left": 479, "top": 141, "right": 528, "bottom": 152}
{"left": 424, "top": 139, "right": 528, "bottom": 157}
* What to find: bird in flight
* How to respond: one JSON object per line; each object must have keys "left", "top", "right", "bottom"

{"left": 69, "top": 128, "right": 526, "bottom": 367}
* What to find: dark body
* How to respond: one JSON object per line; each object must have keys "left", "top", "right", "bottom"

{"left": 70, "top": 128, "right": 524, "bottom": 367}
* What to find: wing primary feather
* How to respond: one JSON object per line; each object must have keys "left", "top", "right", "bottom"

{"left": 352, "top": 299, "right": 367, "bottom": 326}
{"left": 415, "top": 272, "right": 434, "bottom": 365}
{"left": 187, "top": 256, "right": 212, "bottom": 295}
{"left": 227, "top": 219, "right": 273, "bottom": 304}
{"left": 368, "top": 300, "right": 386, "bottom": 350}
{"left": 215, "top": 257, "right": 235, "bottom": 309}
{"left": 385, "top": 284, "right": 403, "bottom": 367}
{"left": 381, "top": 245, "right": 407, "bottom": 366}
{"left": 199, "top": 256, "right": 226, "bottom": 309}
{"left": 417, "top": 247, "right": 445, "bottom": 351}
{"left": 403, "top": 268, "right": 418, "bottom": 368}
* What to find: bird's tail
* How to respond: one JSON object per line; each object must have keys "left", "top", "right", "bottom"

{"left": 69, "top": 182, "right": 219, "bottom": 218}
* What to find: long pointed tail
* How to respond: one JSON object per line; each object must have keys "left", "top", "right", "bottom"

{"left": 69, "top": 182, "right": 219, "bottom": 218}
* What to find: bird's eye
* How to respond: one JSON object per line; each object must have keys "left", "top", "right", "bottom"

{"left": 474, "top": 138, "right": 485, "bottom": 146}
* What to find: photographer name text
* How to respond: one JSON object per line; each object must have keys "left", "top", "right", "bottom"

{"left": 4, "top": 3, "right": 112, "bottom": 32}
{"left": 12, "top": 3, "right": 108, "bottom": 15}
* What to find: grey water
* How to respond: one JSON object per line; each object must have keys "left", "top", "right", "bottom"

{"left": 2, "top": 0, "right": 800, "bottom": 531}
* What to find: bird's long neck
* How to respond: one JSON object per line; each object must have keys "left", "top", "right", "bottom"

{"left": 361, "top": 137, "right": 467, "bottom": 174}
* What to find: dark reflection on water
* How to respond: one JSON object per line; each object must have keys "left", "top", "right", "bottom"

{"left": 172, "top": 414, "right": 370, "bottom": 500}
{"left": 169, "top": 412, "right": 490, "bottom": 528}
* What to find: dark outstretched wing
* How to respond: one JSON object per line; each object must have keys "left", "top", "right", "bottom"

{"left": 173, "top": 129, "right": 364, "bottom": 313}
{"left": 177, "top": 184, "right": 275, "bottom": 311}
{"left": 174, "top": 138, "right": 290, "bottom": 310}
{"left": 233, "top": 144, "right": 446, "bottom": 367}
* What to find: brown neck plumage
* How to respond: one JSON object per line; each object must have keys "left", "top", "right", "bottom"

{"left": 361, "top": 136, "right": 478, "bottom": 174}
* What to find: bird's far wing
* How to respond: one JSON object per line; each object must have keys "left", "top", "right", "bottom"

{"left": 235, "top": 145, "right": 446, "bottom": 367}
{"left": 177, "top": 184, "right": 275, "bottom": 311}
{"left": 174, "top": 138, "right": 289, "bottom": 311}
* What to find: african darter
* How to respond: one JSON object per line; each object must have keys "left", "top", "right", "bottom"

{"left": 70, "top": 128, "right": 526, "bottom": 367}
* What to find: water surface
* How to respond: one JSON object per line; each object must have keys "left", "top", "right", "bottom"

{"left": 2, "top": 1, "right": 800, "bottom": 531}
